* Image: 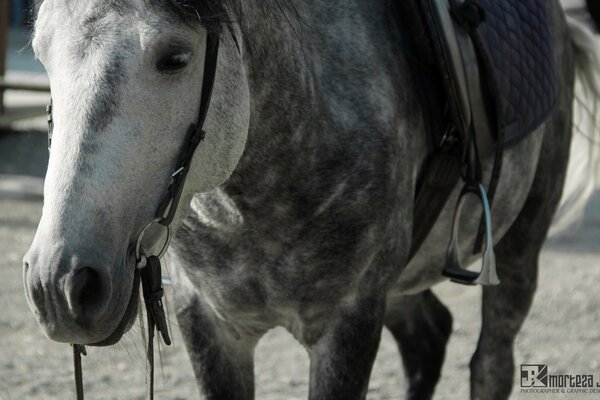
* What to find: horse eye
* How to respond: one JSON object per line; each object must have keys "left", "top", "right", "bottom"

{"left": 157, "top": 53, "right": 191, "bottom": 73}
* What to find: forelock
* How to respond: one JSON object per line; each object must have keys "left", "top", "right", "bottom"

{"left": 33, "top": 0, "right": 230, "bottom": 30}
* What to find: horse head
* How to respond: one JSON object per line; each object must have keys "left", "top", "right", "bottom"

{"left": 23, "top": 0, "right": 249, "bottom": 345}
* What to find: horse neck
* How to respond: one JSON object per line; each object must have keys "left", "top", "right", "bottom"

{"left": 223, "top": 2, "right": 322, "bottom": 190}
{"left": 224, "top": 0, "right": 427, "bottom": 204}
{"left": 236, "top": 2, "right": 318, "bottom": 152}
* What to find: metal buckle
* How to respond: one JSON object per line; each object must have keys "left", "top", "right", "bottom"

{"left": 47, "top": 102, "right": 53, "bottom": 150}
{"left": 134, "top": 218, "right": 171, "bottom": 270}
{"left": 442, "top": 181, "right": 499, "bottom": 286}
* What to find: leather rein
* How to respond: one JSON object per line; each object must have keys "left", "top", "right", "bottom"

{"left": 47, "top": 31, "right": 220, "bottom": 400}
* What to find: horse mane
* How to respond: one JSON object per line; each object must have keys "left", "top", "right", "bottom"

{"left": 147, "top": 0, "right": 231, "bottom": 32}
{"left": 32, "top": 0, "right": 230, "bottom": 30}
{"left": 31, "top": 0, "right": 297, "bottom": 34}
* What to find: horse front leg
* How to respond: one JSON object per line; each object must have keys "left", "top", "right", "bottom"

{"left": 175, "top": 293, "right": 261, "bottom": 400}
{"left": 385, "top": 290, "right": 453, "bottom": 400}
{"left": 306, "top": 296, "right": 386, "bottom": 400}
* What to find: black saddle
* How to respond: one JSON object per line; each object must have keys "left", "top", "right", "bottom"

{"left": 403, "top": 0, "right": 558, "bottom": 285}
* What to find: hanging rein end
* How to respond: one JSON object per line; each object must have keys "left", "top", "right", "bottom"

{"left": 140, "top": 255, "right": 172, "bottom": 346}
{"left": 72, "top": 344, "right": 87, "bottom": 400}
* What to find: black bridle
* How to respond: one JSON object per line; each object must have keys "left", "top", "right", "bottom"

{"left": 48, "top": 31, "right": 221, "bottom": 400}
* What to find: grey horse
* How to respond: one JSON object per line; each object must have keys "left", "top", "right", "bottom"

{"left": 23, "top": 0, "right": 599, "bottom": 399}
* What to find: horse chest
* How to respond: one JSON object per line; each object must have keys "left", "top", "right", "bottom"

{"left": 174, "top": 189, "right": 388, "bottom": 334}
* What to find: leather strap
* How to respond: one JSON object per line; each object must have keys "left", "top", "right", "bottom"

{"left": 450, "top": 0, "right": 495, "bottom": 160}
{"left": 73, "top": 344, "right": 86, "bottom": 400}
{"left": 146, "top": 321, "right": 156, "bottom": 400}
{"left": 407, "top": 0, "right": 500, "bottom": 262}
{"left": 466, "top": 23, "right": 505, "bottom": 253}
{"left": 408, "top": 0, "right": 479, "bottom": 261}
{"left": 47, "top": 100, "right": 53, "bottom": 150}
{"left": 409, "top": 142, "right": 462, "bottom": 261}
{"left": 141, "top": 255, "right": 171, "bottom": 400}
{"left": 156, "top": 31, "right": 220, "bottom": 226}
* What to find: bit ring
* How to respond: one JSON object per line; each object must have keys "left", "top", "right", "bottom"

{"left": 134, "top": 218, "right": 171, "bottom": 269}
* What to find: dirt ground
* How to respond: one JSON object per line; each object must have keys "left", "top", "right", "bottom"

{"left": 0, "top": 128, "right": 599, "bottom": 400}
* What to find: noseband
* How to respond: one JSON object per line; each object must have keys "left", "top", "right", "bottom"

{"left": 47, "top": 30, "right": 221, "bottom": 400}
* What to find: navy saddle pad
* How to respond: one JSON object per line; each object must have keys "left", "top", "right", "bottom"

{"left": 403, "top": 0, "right": 558, "bottom": 146}
{"left": 476, "top": 0, "right": 557, "bottom": 144}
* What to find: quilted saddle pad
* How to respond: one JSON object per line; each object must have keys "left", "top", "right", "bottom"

{"left": 401, "top": 0, "right": 558, "bottom": 146}
{"left": 471, "top": 0, "right": 558, "bottom": 144}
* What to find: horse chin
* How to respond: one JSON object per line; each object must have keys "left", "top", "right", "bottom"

{"left": 90, "top": 271, "right": 140, "bottom": 347}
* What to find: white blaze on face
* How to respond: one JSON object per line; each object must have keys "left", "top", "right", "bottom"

{"left": 24, "top": 0, "right": 250, "bottom": 343}
{"left": 34, "top": 1, "right": 206, "bottom": 234}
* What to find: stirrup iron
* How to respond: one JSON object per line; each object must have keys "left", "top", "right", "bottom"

{"left": 442, "top": 182, "right": 500, "bottom": 286}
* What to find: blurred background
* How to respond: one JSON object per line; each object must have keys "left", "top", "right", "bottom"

{"left": 0, "top": 1, "right": 599, "bottom": 399}
{"left": 0, "top": 0, "right": 49, "bottom": 182}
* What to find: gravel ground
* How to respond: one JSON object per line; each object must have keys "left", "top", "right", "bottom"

{"left": 0, "top": 130, "right": 599, "bottom": 400}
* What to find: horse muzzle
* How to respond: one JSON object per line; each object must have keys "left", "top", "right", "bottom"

{"left": 23, "top": 238, "right": 137, "bottom": 345}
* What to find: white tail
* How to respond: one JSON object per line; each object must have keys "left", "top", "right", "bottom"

{"left": 550, "top": 15, "right": 600, "bottom": 235}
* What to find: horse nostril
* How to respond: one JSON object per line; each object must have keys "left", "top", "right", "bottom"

{"left": 67, "top": 267, "right": 109, "bottom": 323}
{"left": 23, "top": 262, "right": 47, "bottom": 320}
